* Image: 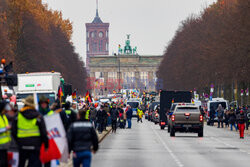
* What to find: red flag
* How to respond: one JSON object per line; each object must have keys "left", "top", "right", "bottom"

{"left": 58, "top": 86, "right": 64, "bottom": 102}
{"left": 85, "top": 91, "right": 92, "bottom": 103}
{"left": 40, "top": 139, "right": 61, "bottom": 163}
{"left": 72, "top": 90, "right": 77, "bottom": 100}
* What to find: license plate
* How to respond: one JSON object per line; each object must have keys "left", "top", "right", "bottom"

{"left": 183, "top": 125, "right": 192, "bottom": 128}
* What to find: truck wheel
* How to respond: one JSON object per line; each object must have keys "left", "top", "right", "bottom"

{"left": 198, "top": 129, "right": 203, "bottom": 137}
{"left": 168, "top": 125, "right": 170, "bottom": 133}
{"left": 161, "top": 126, "right": 165, "bottom": 130}
{"left": 170, "top": 127, "right": 175, "bottom": 137}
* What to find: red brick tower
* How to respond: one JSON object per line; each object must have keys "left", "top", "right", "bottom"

{"left": 85, "top": 2, "right": 109, "bottom": 72}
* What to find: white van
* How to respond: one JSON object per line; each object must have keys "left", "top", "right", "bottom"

{"left": 206, "top": 98, "right": 229, "bottom": 124}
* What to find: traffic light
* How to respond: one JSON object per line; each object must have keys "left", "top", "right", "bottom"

{"left": 4, "top": 74, "right": 18, "bottom": 86}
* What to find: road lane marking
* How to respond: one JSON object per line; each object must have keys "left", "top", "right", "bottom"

{"left": 211, "top": 137, "right": 250, "bottom": 154}
{"left": 150, "top": 124, "right": 184, "bottom": 167}
{"left": 210, "top": 137, "right": 236, "bottom": 148}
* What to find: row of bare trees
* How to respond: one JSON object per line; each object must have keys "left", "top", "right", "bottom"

{"left": 0, "top": 0, "right": 87, "bottom": 94}
{"left": 157, "top": 0, "right": 250, "bottom": 103}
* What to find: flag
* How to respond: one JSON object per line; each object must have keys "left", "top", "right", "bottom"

{"left": 44, "top": 113, "right": 68, "bottom": 163}
{"left": 85, "top": 91, "right": 92, "bottom": 103}
{"left": 8, "top": 152, "right": 19, "bottom": 167}
{"left": 72, "top": 90, "right": 77, "bottom": 100}
{"left": 58, "top": 86, "right": 64, "bottom": 102}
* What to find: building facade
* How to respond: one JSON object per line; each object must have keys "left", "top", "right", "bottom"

{"left": 85, "top": 9, "right": 109, "bottom": 71}
{"left": 89, "top": 36, "right": 163, "bottom": 95}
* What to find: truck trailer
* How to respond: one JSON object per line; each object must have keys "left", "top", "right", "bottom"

{"left": 159, "top": 90, "right": 192, "bottom": 130}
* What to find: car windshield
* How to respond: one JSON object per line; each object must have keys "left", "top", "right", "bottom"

{"left": 127, "top": 102, "right": 139, "bottom": 108}
{"left": 176, "top": 107, "right": 199, "bottom": 112}
{"left": 16, "top": 93, "right": 33, "bottom": 102}
{"left": 170, "top": 104, "right": 177, "bottom": 111}
{"left": 37, "top": 93, "right": 56, "bottom": 106}
{"left": 151, "top": 102, "right": 160, "bottom": 109}
{"left": 210, "top": 102, "right": 227, "bottom": 110}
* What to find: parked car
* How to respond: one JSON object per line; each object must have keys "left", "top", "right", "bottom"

{"left": 148, "top": 101, "right": 160, "bottom": 121}
{"left": 152, "top": 105, "right": 160, "bottom": 124}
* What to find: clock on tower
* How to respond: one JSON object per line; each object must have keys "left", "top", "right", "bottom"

{"left": 85, "top": 0, "right": 109, "bottom": 72}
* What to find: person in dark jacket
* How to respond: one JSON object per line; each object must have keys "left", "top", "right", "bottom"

{"left": 216, "top": 104, "right": 224, "bottom": 128}
{"left": 38, "top": 96, "right": 50, "bottom": 116}
{"left": 38, "top": 98, "right": 52, "bottom": 167}
{"left": 51, "top": 100, "right": 69, "bottom": 131}
{"left": 237, "top": 109, "right": 246, "bottom": 139}
{"left": 11, "top": 96, "right": 48, "bottom": 167}
{"left": 126, "top": 105, "right": 133, "bottom": 129}
{"left": 96, "top": 105, "right": 107, "bottom": 134}
{"left": 110, "top": 104, "right": 119, "bottom": 133}
{"left": 64, "top": 101, "right": 77, "bottom": 129}
{"left": 67, "top": 108, "right": 98, "bottom": 167}
{"left": 89, "top": 105, "right": 97, "bottom": 129}
{"left": 228, "top": 109, "right": 237, "bottom": 131}
{"left": 209, "top": 106, "right": 215, "bottom": 126}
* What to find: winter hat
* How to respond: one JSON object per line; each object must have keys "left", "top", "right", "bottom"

{"left": 22, "top": 96, "right": 35, "bottom": 108}
{"left": 39, "top": 96, "right": 49, "bottom": 105}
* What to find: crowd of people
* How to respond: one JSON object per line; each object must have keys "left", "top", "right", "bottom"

{"left": 209, "top": 104, "right": 250, "bottom": 139}
{"left": 0, "top": 94, "right": 145, "bottom": 167}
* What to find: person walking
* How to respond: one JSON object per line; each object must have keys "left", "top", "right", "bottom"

{"left": 137, "top": 107, "right": 143, "bottom": 123}
{"left": 38, "top": 96, "right": 53, "bottom": 167}
{"left": 126, "top": 105, "right": 132, "bottom": 129}
{"left": 67, "top": 109, "right": 99, "bottom": 167}
{"left": 64, "top": 101, "right": 77, "bottom": 130}
{"left": 224, "top": 109, "right": 229, "bottom": 128}
{"left": 0, "top": 101, "right": 12, "bottom": 167}
{"left": 110, "top": 104, "right": 119, "bottom": 133}
{"left": 11, "top": 96, "right": 48, "bottom": 167}
{"left": 96, "top": 105, "right": 106, "bottom": 134}
{"left": 228, "top": 109, "right": 237, "bottom": 131}
{"left": 217, "top": 104, "right": 224, "bottom": 128}
{"left": 209, "top": 106, "right": 215, "bottom": 126}
{"left": 89, "top": 104, "right": 97, "bottom": 128}
{"left": 237, "top": 109, "right": 246, "bottom": 139}
{"left": 103, "top": 103, "right": 110, "bottom": 130}
{"left": 118, "top": 105, "right": 125, "bottom": 129}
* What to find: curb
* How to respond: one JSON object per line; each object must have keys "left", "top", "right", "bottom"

{"left": 98, "top": 127, "right": 112, "bottom": 143}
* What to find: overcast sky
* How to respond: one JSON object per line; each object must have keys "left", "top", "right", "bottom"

{"left": 42, "top": 0, "right": 217, "bottom": 62}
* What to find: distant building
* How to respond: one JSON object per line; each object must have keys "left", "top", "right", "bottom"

{"left": 85, "top": 5, "right": 109, "bottom": 72}
{"left": 89, "top": 36, "right": 163, "bottom": 95}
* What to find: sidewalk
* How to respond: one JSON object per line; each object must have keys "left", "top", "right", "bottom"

{"left": 59, "top": 127, "right": 112, "bottom": 167}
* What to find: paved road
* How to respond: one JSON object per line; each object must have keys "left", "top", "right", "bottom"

{"left": 92, "top": 118, "right": 250, "bottom": 167}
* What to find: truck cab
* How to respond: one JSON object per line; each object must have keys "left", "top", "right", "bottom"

{"left": 16, "top": 72, "right": 61, "bottom": 109}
